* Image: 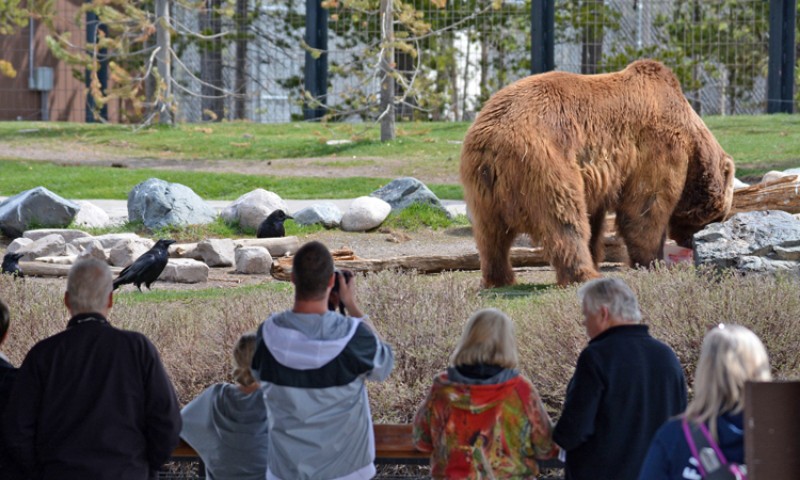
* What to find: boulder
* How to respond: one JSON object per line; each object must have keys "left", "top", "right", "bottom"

{"left": 24, "top": 229, "right": 91, "bottom": 243}
{"left": 292, "top": 202, "right": 343, "bottom": 228}
{"left": 341, "top": 197, "right": 392, "bottom": 232}
{"left": 370, "top": 177, "right": 450, "bottom": 216}
{"left": 109, "top": 238, "right": 155, "bottom": 267}
{"left": 197, "top": 238, "right": 235, "bottom": 267}
{"left": 694, "top": 210, "right": 800, "bottom": 274}
{"left": 75, "top": 238, "right": 110, "bottom": 263}
{"left": 7, "top": 237, "right": 33, "bottom": 253}
{"left": 73, "top": 200, "right": 113, "bottom": 228}
{"left": 90, "top": 233, "right": 145, "bottom": 249}
{"left": 0, "top": 187, "right": 80, "bottom": 238}
{"left": 16, "top": 234, "right": 66, "bottom": 261}
{"left": 220, "top": 189, "right": 289, "bottom": 230}
{"left": 161, "top": 259, "right": 210, "bottom": 284}
{"left": 235, "top": 246, "right": 273, "bottom": 274}
{"left": 127, "top": 178, "right": 217, "bottom": 230}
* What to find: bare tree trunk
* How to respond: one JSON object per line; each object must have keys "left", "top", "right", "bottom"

{"left": 155, "top": 0, "right": 172, "bottom": 124}
{"left": 379, "top": 0, "right": 395, "bottom": 141}
{"left": 200, "top": 0, "right": 224, "bottom": 121}
{"left": 234, "top": 0, "right": 248, "bottom": 120}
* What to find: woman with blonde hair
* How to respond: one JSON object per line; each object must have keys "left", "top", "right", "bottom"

{"left": 181, "top": 331, "right": 269, "bottom": 479}
{"left": 413, "top": 308, "right": 557, "bottom": 479}
{"left": 638, "top": 324, "right": 771, "bottom": 479}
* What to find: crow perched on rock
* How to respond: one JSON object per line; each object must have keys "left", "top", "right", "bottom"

{"left": 257, "top": 210, "right": 292, "bottom": 238}
{"left": 112, "top": 239, "right": 176, "bottom": 292}
{"left": 2, "top": 252, "right": 24, "bottom": 277}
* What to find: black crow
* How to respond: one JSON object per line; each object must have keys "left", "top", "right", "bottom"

{"left": 112, "top": 239, "right": 176, "bottom": 292}
{"left": 1, "top": 252, "right": 24, "bottom": 277}
{"left": 257, "top": 210, "right": 293, "bottom": 238}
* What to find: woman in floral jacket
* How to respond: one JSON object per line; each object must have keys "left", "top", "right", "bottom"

{"left": 413, "top": 308, "right": 558, "bottom": 479}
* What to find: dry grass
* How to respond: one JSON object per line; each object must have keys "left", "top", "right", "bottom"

{"left": 2, "top": 266, "right": 799, "bottom": 423}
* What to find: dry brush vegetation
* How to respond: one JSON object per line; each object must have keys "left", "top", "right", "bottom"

{"left": 2, "top": 266, "right": 799, "bottom": 422}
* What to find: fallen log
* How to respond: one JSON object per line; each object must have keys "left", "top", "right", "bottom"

{"left": 271, "top": 237, "right": 629, "bottom": 281}
{"left": 234, "top": 236, "right": 300, "bottom": 257}
{"left": 17, "top": 261, "right": 123, "bottom": 277}
{"left": 730, "top": 175, "right": 800, "bottom": 214}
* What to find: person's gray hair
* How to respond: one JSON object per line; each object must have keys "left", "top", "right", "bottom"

{"left": 66, "top": 259, "right": 113, "bottom": 314}
{"left": 578, "top": 277, "right": 642, "bottom": 323}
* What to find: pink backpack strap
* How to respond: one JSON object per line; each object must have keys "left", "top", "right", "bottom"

{"left": 682, "top": 418, "right": 708, "bottom": 477}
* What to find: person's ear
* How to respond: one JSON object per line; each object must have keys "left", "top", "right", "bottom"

{"left": 64, "top": 292, "right": 70, "bottom": 311}
{"left": 107, "top": 291, "right": 114, "bottom": 310}
{"left": 327, "top": 272, "right": 336, "bottom": 289}
{"left": 290, "top": 272, "right": 296, "bottom": 285}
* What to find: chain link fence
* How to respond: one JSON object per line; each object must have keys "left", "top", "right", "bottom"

{"left": 0, "top": 0, "right": 795, "bottom": 122}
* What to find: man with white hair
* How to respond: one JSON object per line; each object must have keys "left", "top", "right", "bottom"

{"left": 2, "top": 258, "right": 181, "bottom": 479}
{"left": 553, "top": 277, "right": 687, "bottom": 480}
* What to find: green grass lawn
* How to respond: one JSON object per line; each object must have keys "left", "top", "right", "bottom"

{"left": 1, "top": 115, "right": 799, "bottom": 200}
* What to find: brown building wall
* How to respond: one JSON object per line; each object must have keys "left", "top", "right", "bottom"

{"left": 0, "top": 0, "right": 120, "bottom": 123}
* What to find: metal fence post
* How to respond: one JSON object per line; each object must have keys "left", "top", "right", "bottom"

{"left": 530, "top": 0, "right": 554, "bottom": 74}
{"left": 767, "top": 0, "right": 796, "bottom": 114}
{"left": 304, "top": 0, "right": 328, "bottom": 121}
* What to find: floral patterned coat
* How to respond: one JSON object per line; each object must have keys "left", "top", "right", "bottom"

{"left": 413, "top": 369, "right": 557, "bottom": 479}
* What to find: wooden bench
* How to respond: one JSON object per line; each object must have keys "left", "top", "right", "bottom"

{"left": 172, "top": 423, "right": 564, "bottom": 476}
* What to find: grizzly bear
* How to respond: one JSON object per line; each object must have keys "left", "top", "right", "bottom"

{"left": 460, "top": 59, "right": 734, "bottom": 287}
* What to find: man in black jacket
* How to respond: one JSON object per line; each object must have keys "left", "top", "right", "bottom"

{"left": 553, "top": 277, "right": 687, "bottom": 480}
{"left": 2, "top": 258, "right": 182, "bottom": 480}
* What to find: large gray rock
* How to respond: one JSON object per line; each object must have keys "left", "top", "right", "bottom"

{"left": 220, "top": 189, "right": 289, "bottom": 230}
{"left": 23, "top": 229, "right": 91, "bottom": 243}
{"left": 73, "top": 200, "right": 112, "bottom": 228}
{"left": 694, "top": 210, "right": 800, "bottom": 274}
{"left": 128, "top": 178, "right": 217, "bottom": 230}
{"left": 109, "top": 238, "right": 155, "bottom": 267}
{"left": 341, "top": 197, "right": 392, "bottom": 232}
{"left": 7, "top": 237, "right": 33, "bottom": 253}
{"left": 16, "top": 234, "right": 66, "bottom": 261}
{"left": 235, "top": 246, "right": 273, "bottom": 274}
{"left": 370, "top": 177, "right": 450, "bottom": 217}
{"left": 90, "top": 233, "right": 144, "bottom": 249}
{"left": 197, "top": 238, "right": 235, "bottom": 267}
{"left": 161, "top": 259, "right": 209, "bottom": 284}
{"left": 0, "top": 187, "right": 80, "bottom": 238}
{"left": 292, "top": 202, "right": 343, "bottom": 228}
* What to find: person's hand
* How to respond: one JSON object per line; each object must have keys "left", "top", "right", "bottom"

{"left": 336, "top": 269, "right": 363, "bottom": 318}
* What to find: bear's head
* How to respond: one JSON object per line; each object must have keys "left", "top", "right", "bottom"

{"left": 668, "top": 127, "right": 735, "bottom": 248}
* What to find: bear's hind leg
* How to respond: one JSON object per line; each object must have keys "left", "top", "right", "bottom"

{"left": 473, "top": 215, "right": 517, "bottom": 288}
{"left": 539, "top": 219, "right": 601, "bottom": 286}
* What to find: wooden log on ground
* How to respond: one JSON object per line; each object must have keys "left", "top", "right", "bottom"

{"left": 271, "top": 237, "right": 629, "bottom": 281}
{"left": 730, "top": 176, "right": 800, "bottom": 214}
{"left": 234, "top": 236, "right": 300, "bottom": 257}
{"left": 16, "top": 261, "right": 123, "bottom": 277}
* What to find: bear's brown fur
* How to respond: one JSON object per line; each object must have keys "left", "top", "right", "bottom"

{"left": 460, "top": 59, "right": 734, "bottom": 287}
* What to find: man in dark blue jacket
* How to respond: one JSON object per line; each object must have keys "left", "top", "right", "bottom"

{"left": 553, "top": 277, "right": 687, "bottom": 480}
{"left": 2, "top": 259, "right": 182, "bottom": 480}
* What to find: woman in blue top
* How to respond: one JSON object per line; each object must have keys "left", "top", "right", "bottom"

{"left": 638, "top": 324, "right": 771, "bottom": 480}
{"left": 181, "top": 331, "right": 269, "bottom": 480}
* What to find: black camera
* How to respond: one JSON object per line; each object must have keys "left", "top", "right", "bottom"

{"left": 328, "top": 269, "right": 353, "bottom": 313}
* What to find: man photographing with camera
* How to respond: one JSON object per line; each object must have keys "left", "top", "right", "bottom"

{"left": 251, "top": 240, "right": 394, "bottom": 480}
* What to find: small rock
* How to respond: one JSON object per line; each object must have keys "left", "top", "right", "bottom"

{"left": 235, "top": 246, "right": 273, "bottom": 274}
{"left": 161, "top": 259, "right": 210, "bottom": 284}
{"left": 341, "top": 197, "right": 392, "bottom": 232}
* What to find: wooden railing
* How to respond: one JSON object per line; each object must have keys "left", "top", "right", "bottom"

{"left": 171, "top": 423, "right": 564, "bottom": 478}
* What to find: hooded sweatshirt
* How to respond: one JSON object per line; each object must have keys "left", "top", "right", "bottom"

{"left": 180, "top": 383, "right": 269, "bottom": 480}
{"left": 413, "top": 367, "right": 558, "bottom": 479}
{"left": 637, "top": 412, "right": 746, "bottom": 480}
{"left": 251, "top": 310, "right": 394, "bottom": 480}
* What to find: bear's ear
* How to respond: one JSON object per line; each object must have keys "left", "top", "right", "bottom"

{"left": 669, "top": 130, "right": 735, "bottom": 246}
